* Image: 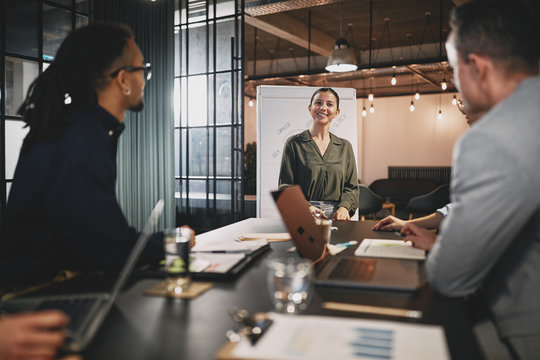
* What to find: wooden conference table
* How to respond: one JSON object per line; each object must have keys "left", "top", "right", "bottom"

{"left": 41, "top": 218, "right": 482, "bottom": 359}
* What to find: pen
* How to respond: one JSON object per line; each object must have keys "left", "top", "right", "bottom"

{"left": 322, "top": 301, "right": 422, "bottom": 319}
{"left": 394, "top": 231, "right": 406, "bottom": 237}
{"left": 335, "top": 240, "right": 358, "bottom": 248}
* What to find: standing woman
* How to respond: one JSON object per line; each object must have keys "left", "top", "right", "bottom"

{"left": 278, "top": 88, "right": 359, "bottom": 220}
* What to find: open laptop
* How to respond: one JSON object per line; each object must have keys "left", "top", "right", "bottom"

{"left": 271, "top": 186, "right": 421, "bottom": 291}
{"left": 0, "top": 199, "right": 164, "bottom": 352}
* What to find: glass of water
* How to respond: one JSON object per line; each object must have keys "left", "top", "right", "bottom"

{"left": 267, "top": 257, "right": 312, "bottom": 314}
{"left": 164, "top": 227, "right": 193, "bottom": 295}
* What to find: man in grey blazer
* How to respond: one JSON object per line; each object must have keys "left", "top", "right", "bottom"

{"left": 400, "top": 1, "right": 540, "bottom": 358}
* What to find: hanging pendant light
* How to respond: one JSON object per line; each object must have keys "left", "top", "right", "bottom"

{"left": 452, "top": 94, "right": 457, "bottom": 106}
{"left": 409, "top": 100, "right": 415, "bottom": 112}
{"left": 326, "top": 4, "right": 357, "bottom": 73}
{"left": 362, "top": 106, "right": 367, "bottom": 117}
{"left": 415, "top": 91, "right": 420, "bottom": 100}
{"left": 370, "top": 104, "right": 375, "bottom": 114}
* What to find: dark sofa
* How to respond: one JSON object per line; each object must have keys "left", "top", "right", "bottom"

{"left": 368, "top": 179, "right": 438, "bottom": 209}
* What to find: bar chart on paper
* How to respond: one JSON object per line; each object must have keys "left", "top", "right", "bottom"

{"left": 230, "top": 313, "right": 450, "bottom": 360}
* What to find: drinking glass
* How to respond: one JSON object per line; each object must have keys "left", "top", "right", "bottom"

{"left": 267, "top": 257, "right": 312, "bottom": 314}
{"left": 164, "top": 227, "right": 193, "bottom": 294}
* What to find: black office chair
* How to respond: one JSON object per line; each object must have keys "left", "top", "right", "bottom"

{"left": 407, "top": 184, "right": 450, "bottom": 219}
{"left": 358, "top": 184, "right": 384, "bottom": 221}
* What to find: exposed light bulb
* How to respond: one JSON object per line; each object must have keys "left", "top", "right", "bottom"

{"left": 414, "top": 91, "right": 420, "bottom": 101}
{"left": 441, "top": 79, "right": 447, "bottom": 90}
{"left": 369, "top": 104, "right": 375, "bottom": 114}
{"left": 368, "top": 93, "right": 374, "bottom": 102}
{"left": 391, "top": 76, "right": 397, "bottom": 86}
{"left": 248, "top": 99, "right": 254, "bottom": 107}
{"left": 409, "top": 101, "right": 415, "bottom": 112}
{"left": 437, "top": 110, "right": 443, "bottom": 119}
{"left": 362, "top": 106, "right": 367, "bottom": 117}
{"left": 452, "top": 95, "right": 457, "bottom": 106}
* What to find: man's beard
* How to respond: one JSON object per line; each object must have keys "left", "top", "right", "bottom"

{"left": 129, "top": 100, "right": 145, "bottom": 112}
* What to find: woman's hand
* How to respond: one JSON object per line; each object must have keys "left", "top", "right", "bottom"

{"left": 401, "top": 223, "right": 437, "bottom": 251}
{"left": 308, "top": 206, "right": 327, "bottom": 219}
{"left": 372, "top": 216, "right": 406, "bottom": 231}
{"left": 332, "top": 207, "right": 350, "bottom": 221}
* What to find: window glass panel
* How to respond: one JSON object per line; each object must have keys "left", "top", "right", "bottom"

{"left": 208, "top": 127, "right": 214, "bottom": 176}
{"left": 6, "top": 0, "right": 38, "bottom": 57}
{"left": 216, "top": 18, "right": 234, "bottom": 72}
{"left": 174, "top": 26, "right": 181, "bottom": 76}
{"left": 75, "top": 0, "right": 88, "bottom": 13}
{"left": 5, "top": 120, "right": 29, "bottom": 180}
{"left": 188, "top": 128, "right": 208, "bottom": 176}
{"left": 216, "top": 73, "right": 231, "bottom": 124}
{"left": 216, "top": 0, "right": 235, "bottom": 17}
{"left": 174, "top": 129, "right": 180, "bottom": 177}
{"left": 180, "top": 26, "right": 187, "bottom": 75}
{"left": 188, "top": 0, "right": 207, "bottom": 23}
{"left": 181, "top": 77, "right": 187, "bottom": 126}
{"left": 43, "top": 5, "right": 72, "bottom": 61}
{"left": 5, "top": 57, "right": 39, "bottom": 116}
{"left": 216, "top": 180, "right": 231, "bottom": 211}
{"left": 187, "top": 75, "right": 207, "bottom": 126}
{"left": 181, "top": 128, "right": 187, "bottom": 175}
{"left": 76, "top": 14, "right": 88, "bottom": 28}
{"left": 174, "top": 78, "right": 181, "bottom": 127}
{"left": 188, "top": 179, "right": 206, "bottom": 201}
{"left": 207, "top": 74, "right": 215, "bottom": 125}
{"left": 207, "top": 23, "right": 214, "bottom": 71}
{"left": 216, "top": 127, "right": 231, "bottom": 176}
{"left": 187, "top": 24, "right": 207, "bottom": 75}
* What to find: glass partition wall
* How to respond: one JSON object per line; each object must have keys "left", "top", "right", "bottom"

{"left": 174, "top": 0, "right": 244, "bottom": 233}
{"left": 0, "top": 0, "right": 91, "bottom": 240}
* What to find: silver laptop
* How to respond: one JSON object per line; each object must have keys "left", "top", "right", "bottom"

{"left": 0, "top": 200, "right": 164, "bottom": 352}
{"left": 271, "top": 186, "right": 421, "bottom": 291}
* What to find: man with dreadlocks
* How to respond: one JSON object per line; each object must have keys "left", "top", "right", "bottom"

{"left": 0, "top": 23, "right": 169, "bottom": 292}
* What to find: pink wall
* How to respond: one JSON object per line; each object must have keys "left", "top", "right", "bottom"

{"left": 245, "top": 92, "right": 469, "bottom": 187}
{"left": 358, "top": 93, "right": 468, "bottom": 185}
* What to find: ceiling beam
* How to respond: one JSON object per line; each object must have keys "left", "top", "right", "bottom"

{"left": 405, "top": 65, "right": 441, "bottom": 88}
{"left": 245, "top": 14, "right": 334, "bottom": 57}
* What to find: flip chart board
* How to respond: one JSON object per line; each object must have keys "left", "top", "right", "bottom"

{"left": 256, "top": 86, "right": 358, "bottom": 218}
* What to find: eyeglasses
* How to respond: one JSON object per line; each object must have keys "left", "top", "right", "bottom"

{"left": 110, "top": 62, "right": 152, "bottom": 80}
{"left": 457, "top": 98, "right": 466, "bottom": 115}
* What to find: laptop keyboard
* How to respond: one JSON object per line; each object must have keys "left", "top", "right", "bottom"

{"left": 37, "top": 297, "right": 99, "bottom": 332}
{"left": 330, "top": 258, "right": 376, "bottom": 281}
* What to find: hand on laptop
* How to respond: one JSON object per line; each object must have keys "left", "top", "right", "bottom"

{"left": 372, "top": 216, "right": 406, "bottom": 231}
{"left": 332, "top": 207, "right": 350, "bottom": 221}
{"left": 0, "top": 310, "right": 79, "bottom": 360}
{"left": 401, "top": 223, "right": 436, "bottom": 251}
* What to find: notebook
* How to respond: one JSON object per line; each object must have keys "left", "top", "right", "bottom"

{"left": 271, "top": 186, "right": 422, "bottom": 291}
{"left": 0, "top": 200, "right": 164, "bottom": 352}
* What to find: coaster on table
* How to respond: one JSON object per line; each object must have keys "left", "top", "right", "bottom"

{"left": 144, "top": 281, "right": 213, "bottom": 299}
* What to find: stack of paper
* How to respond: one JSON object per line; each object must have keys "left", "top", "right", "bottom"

{"left": 354, "top": 239, "right": 426, "bottom": 260}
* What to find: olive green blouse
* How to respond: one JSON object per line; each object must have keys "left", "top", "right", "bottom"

{"left": 278, "top": 130, "right": 359, "bottom": 215}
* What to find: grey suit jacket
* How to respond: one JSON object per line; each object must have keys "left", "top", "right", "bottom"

{"left": 426, "top": 77, "right": 540, "bottom": 346}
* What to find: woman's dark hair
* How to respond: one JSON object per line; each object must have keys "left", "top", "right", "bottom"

{"left": 18, "top": 22, "right": 134, "bottom": 152}
{"left": 310, "top": 88, "right": 340, "bottom": 109}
